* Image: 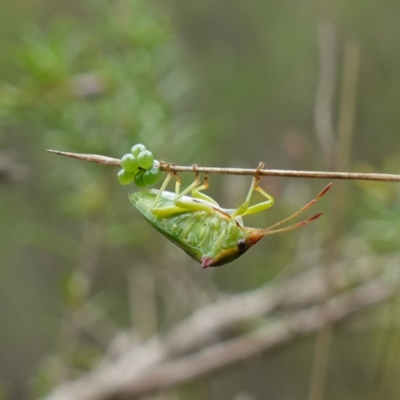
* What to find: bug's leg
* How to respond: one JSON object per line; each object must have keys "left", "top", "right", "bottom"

{"left": 262, "top": 182, "right": 332, "bottom": 233}
{"left": 191, "top": 174, "right": 220, "bottom": 206}
{"left": 151, "top": 204, "right": 187, "bottom": 218}
{"left": 151, "top": 169, "right": 184, "bottom": 216}
{"left": 152, "top": 163, "right": 181, "bottom": 208}
{"left": 152, "top": 172, "right": 174, "bottom": 208}
{"left": 174, "top": 170, "right": 202, "bottom": 200}
{"left": 167, "top": 168, "right": 182, "bottom": 196}
{"left": 239, "top": 183, "right": 275, "bottom": 216}
{"left": 231, "top": 176, "right": 257, "bottom": 217}
{"left": 152, "top": 172, "right": 215, "bottom": 218}
{"left": 152, "top": 197, "right": 215, "bottom": 218}
{"left": 232, "top": 163, "right": 274, "bottom": 217}
{"left": 173, "top": 172, "right": 215, "bottom": 213}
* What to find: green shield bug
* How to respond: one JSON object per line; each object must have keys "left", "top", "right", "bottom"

{"left": 129, "top": 164, "right": 332, "bottom": 268}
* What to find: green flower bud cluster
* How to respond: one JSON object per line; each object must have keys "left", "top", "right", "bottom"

{"left": 117, "top": 144, "right": 162, "bottom": 187}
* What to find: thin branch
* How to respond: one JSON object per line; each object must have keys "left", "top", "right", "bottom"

{"left": 47, "top": 150, "right": 400, "bottom": 183}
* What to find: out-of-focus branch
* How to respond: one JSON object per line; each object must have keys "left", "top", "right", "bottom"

{"left": 69, "top": 73, "right": 105, "bottom": 98}
{"left": 41, "top": 258, "right": 396, "bottom": 400}
{"left": 111, "top": 280, "right": 392, "bottom": 399}
{"left": 314, "top": 21, "right": 337, "bottom": 166}
{"left": 163, "top": 255, "right": 383, "bottom": 358}
{"left": 336, "top": 42, "right": 361, "bottom": 172}
{"left": 0, "top": 152, "right": 27, "bottom": 183}
{"left": 309, "top": 40, "right": 361, "bottom": 400}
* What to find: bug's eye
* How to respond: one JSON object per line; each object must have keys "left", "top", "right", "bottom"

{"left": 238, "top": 239, "right": 246, "bottom": 251}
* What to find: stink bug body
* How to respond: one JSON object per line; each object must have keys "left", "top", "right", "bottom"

{"left": 129, "top": 166, "right": 331, "bottom": 268}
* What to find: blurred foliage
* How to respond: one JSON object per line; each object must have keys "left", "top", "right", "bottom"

{"left": 0, "top": 0, "right": 208, "bottom": 397}
{"left": 352, "top": 155, "right": 400, "bottom": 254}
{"left": 1, "top": 0, "right": 400, "bottom": 399}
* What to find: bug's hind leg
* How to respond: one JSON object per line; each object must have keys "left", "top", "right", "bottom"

{"left": 232, "top": 163, "right": 274, "bottom": 218}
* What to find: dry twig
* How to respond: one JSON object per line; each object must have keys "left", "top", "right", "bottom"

{"left": 47, "top": 150, "right": 400, "bottom": 183}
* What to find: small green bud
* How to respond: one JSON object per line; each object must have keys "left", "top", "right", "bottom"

{"left": 131, "top": 144, "right": 146, "bottom": 157}
{"left": 144, "top": 167, "right": 162, "bottom": 186}
{"left": 117, "top": 169, "right": 135, "bottom": 185}
{"left": 137, "top": 150, "right": 154, "bottom": 170}
{"left": 133, "top": 170, "right": 147, "bottom": 188}
{"left": 121, "top": 153, "right": 139, "bottom": 172}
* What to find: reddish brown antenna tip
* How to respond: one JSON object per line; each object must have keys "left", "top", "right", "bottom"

{"left": 318, "top": 182, "right": 333, "bottom": 198}
{"left": 309, "top": 212, "right": 323, "bottom": 221}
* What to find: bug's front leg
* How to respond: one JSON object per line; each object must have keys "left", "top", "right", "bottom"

{"left": 232, "top": 162, "right": 274, "bottom": 218}
{"left": 152, "top": 172, "right": 175, "bottom": 208}
{"left": 151, "top": 170, "right": 182, "bottom": 217}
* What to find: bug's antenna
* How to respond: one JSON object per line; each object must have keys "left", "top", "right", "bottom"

{"left": 262, "top": 212, "right": 323, "bottom": 236}
{"left": 261, "top": 182, "right": 332, "bottom": 235}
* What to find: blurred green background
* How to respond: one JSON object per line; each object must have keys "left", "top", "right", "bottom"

{"left": 1, "top": 0, "right": 400, "bottom": 399}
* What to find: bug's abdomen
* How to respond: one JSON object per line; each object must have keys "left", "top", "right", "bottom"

{"left": 129, "top": 190, "right": 246, "bottom": 265}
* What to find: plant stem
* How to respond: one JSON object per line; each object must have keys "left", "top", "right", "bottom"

{"left": 47, "top": 149, "right": 400, "bottom": 182}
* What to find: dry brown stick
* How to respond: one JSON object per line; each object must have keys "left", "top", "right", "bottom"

{"left": 42, "top": 279, "right": 393, "bottom": 400}
{"left": 47, "top": 150, "right": 400, "bottom": 182}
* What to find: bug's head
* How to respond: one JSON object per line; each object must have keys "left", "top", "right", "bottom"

{"left": 201, "top": 228, "right": 264, "bottom": 268}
